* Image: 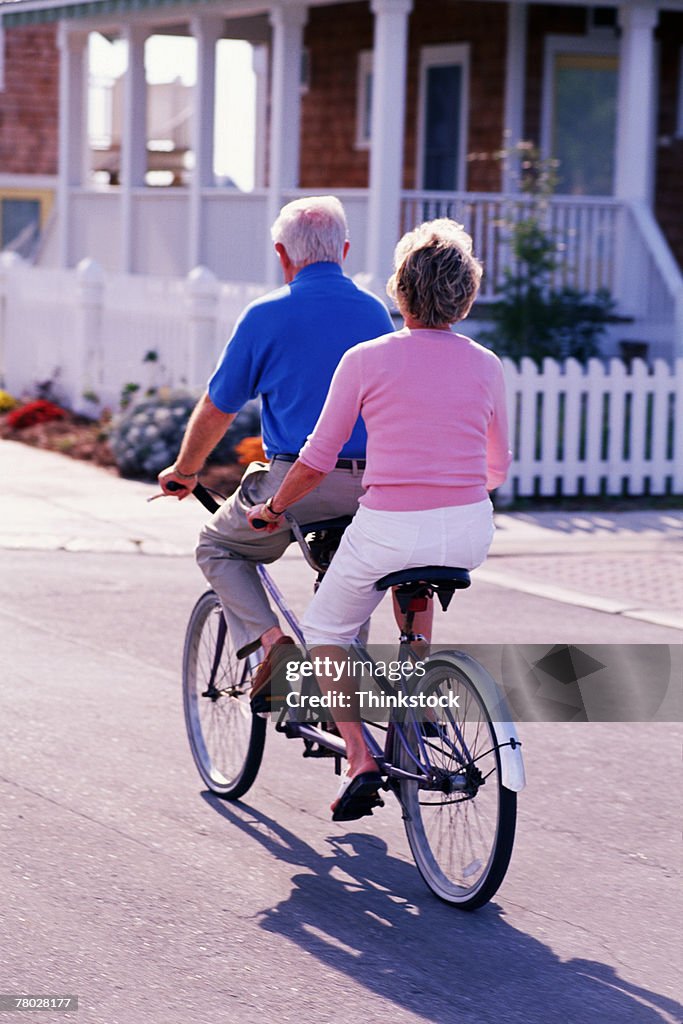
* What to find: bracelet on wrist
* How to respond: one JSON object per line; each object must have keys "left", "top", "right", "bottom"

{"left": 174, "top": 465, "right": 199, "bottom": 480}
{"left": 265, "top": 496, "right": 286, "bottom": 517}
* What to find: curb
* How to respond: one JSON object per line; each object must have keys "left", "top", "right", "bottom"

{"left": 475, "top": 566, "right": 683, "bottom": 631}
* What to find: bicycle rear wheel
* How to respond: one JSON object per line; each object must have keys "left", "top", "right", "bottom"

{"left": 183, "top": 590, "right": 266, "bottom": 799}
{"left": 394, "top": 658, "right": 516, "bottom": 910}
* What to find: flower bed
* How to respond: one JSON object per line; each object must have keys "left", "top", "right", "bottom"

{"left": 0, "top": 389, "right": 259, "bottom": 499}
{"left": 6, "top": 399, "right": 67, "bottom": 430}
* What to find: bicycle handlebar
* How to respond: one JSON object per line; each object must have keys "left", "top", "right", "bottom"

{"left": 165, "top": 479, "right": 221, "bottom": 515}
{"left": 192, "top": 482, "right": 221, "bottom": 515}
{"left": 167, "top": 479, "right": 327, "bottom": 572}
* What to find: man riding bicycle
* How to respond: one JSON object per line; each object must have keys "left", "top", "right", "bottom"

{"left": 158, "top": 195, "right": 395, "bottom": 692}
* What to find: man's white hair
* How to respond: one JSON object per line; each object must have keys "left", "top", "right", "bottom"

{"left": 270, "top": 195, "right": 348, "bottom": 265}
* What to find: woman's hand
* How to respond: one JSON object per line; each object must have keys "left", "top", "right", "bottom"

{"left": 247, "top": 461, "right": 327, "bottom": 531}
{"left": 247, "top": 502, "right": 284, "bottom": 532}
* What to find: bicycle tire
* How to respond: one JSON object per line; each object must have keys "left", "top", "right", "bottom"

{"left": 182, "top": 590, "right": 266, "bottom": 799}
{"left": 393, "top": 657, "right": 516, "bottom": 910}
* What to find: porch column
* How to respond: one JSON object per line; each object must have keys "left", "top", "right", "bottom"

{"left": 57, "top": 25, "right": 88, "bottom": 268}
{"left": 252, "top": 45, "right": 268, "bottom": 190}
{"left": 189, "top": 16, "right": 223, "bottom": 271}
{"left": 366, "top": 0, "right": 412, "bottom": 293}
{"left": 502, "top": 2, "right": 527, "bottom": 193}
{"left": 614, "top": 3, "right": 658, "bottom": 205}
{"left": 120, "top": 24, "right": 149, "bottom": 273}
{"left": 266, "top": 2, "right": 308, "bottom": 283}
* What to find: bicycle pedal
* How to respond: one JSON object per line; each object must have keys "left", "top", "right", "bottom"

{"left": 250, "top": 691, "right": 267, "bottom": 714}
{"left": 302, "top": 743, "right": 336, "bottom": 759}
{"left": 250, "top": 690, "right": 286, "bottom": 717}
{"left": 275, "top": 719, "right": 300, "bottom": 738}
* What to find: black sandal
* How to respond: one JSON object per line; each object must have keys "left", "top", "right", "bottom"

{"left": 331, "top": 771, "right": 384, "bottom": 822}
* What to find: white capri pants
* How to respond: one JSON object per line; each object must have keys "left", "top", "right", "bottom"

{"left": 302, "top": 498, "right": 494, "bottom": 648}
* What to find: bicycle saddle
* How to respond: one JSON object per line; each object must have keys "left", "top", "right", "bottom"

{"left": 375, "top": 566, "right": 471, "bottom": 612}
{"left": 298, "top": 516, "right": 354, "bottom": 534}
{"left": 296, "top": 517, "right": 354, "bottom": 573}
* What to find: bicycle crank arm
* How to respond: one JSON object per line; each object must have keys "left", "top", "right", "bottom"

{"left": 292, "top": 722, "right": 347, "bottom": 758}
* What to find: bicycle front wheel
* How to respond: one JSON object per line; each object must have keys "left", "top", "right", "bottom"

{"left": 394, "top": 658, "right": 517, "bottom": 910}
{"left": 182, "top": 590, "right": 266, "bottom": 799}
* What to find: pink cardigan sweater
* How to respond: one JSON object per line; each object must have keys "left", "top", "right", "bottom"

{"left": 299, "top": 328, "right": 512, "bottom": 511}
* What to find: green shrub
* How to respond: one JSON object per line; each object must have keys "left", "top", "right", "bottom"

{"left": 483, "top": 279, "right": 615, "bottom": 364}
{"left": 108, "top": 390, "right": 261, "bottom": 480}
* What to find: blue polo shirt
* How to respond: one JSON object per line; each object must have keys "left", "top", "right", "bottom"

{"left": 208, "top": 262, "right": 393, "bottom": 458}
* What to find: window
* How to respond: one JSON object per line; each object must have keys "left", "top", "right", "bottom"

{"left": 0, "top": 189, "right": 54, "bottom": 259}
{"left": 416, "top": 45, "right": 469, "bottom": 191}
{"left": 300, "top": 48, "right": 310, "bottom": 94}
{"left": 542, "top": 36, "right": 618, "bottom": 195}
{"left": 355, "top": 50, "right": 373, "bottom": 149}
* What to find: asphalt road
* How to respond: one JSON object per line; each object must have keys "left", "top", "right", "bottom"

{"left": 1, "top": 549, "right": 681, "bottom": 1024}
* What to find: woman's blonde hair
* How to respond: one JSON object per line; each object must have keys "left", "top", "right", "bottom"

{"left": 387, "top": 219, "right": 483, "bottom": 327}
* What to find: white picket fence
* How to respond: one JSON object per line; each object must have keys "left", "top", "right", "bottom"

{"left": 498, "top": 356, "right": 682, "bottom": 498}
{"left": 0, "top": 257, "right": 680, "bottom": 498}
{"left": 0, "top": 255, "right": 268, "bottom": 413}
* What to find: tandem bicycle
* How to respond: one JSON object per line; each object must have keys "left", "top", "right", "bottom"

{"left": 176, "top": 482, "right": 525, "bottom": 911}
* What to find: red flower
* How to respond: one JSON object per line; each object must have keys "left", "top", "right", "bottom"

{"left": 6, "top": 400, "right": 66, "bottom": 430}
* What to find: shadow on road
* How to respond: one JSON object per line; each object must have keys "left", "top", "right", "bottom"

{"left": 202, "top": 793, "right": 681, "bottom": 1024}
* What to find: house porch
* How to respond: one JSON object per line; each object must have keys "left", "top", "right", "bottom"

{"left": 2, "top": 0, "right": 682, "bottom": 355}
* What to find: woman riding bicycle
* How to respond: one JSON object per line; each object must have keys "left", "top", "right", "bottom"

{"left": 247, "top": 218, "right": 511, "bottom": 820}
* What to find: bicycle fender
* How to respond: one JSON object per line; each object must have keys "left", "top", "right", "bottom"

{"left": 425, "top": 651, "right": 526, "bottom": 793}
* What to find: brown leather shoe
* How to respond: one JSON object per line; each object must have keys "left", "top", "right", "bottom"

{"left": 250, "top": 636, "right": 297, "bottom": 700}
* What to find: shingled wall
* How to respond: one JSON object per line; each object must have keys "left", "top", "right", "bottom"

{"left": 0, "top": 25, "right": 59, "bottom": 176}
{"left": 300, "top": 0, "right": 508, "bottom": 192}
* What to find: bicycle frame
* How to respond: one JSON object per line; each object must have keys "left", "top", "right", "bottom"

{"left": 255, "top": 558, "right": 525, "bottom": 795}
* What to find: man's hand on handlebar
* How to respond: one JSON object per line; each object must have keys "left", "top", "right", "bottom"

{"left": 157, "top": 464, "right": 199, "bottom": 500}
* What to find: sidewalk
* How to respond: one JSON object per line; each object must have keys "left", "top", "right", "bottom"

{"left": 486, "top": 508, "right": 683, "bottom": 631}
{"left": 1, "top": 439, "right": 681, "bottom": 630}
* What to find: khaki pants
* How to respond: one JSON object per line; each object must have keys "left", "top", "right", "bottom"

{"left": 196, "top": 459, "right": 365, "bottom": 657}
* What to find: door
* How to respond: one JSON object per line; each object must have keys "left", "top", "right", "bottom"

{"left": 418, "top": 45, "right": 469, "bottom": 191}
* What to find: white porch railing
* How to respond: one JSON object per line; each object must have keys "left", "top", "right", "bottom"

{"left": 401, "top": 191, "right": 621, "bottom": 300}
{"left": 1, "top": 258, "right": 681, "bottom": 499}
{"left": 41, "top": 185, "right": 681, "bottom": 357}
